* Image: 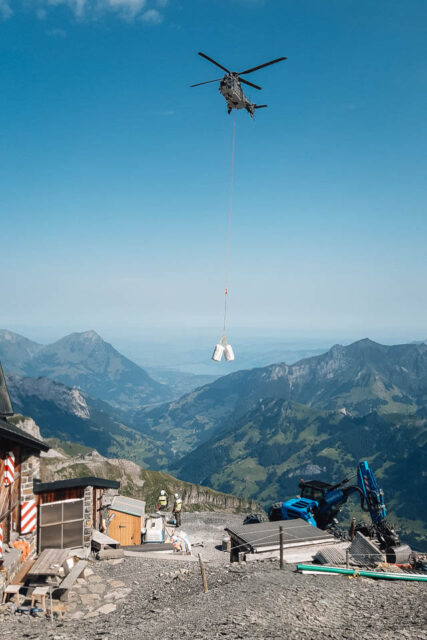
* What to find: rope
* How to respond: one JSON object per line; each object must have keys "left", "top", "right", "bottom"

{"left": 223, "top": 112, "right": 237, "bottom": 336}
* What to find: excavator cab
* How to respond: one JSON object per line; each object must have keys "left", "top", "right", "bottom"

{"left": 298, "top": 479, "right": 333, "bottom": 502}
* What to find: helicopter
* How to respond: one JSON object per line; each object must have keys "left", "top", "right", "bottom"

{"left": 191, "top": 52, "right": 287, "bottom": 117}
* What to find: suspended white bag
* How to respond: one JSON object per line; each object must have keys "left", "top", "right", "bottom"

{"left": 212, "top": 343, "right": 225, "bottom": 362}
{"left": 224, "top": 344, "right": 235, "bottom": 361}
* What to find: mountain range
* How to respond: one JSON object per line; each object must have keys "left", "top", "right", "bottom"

{"left": 1, "top": 330, "right": 426, "bottom": 547}
{"left": 174, "top": 399, "right": 426, "bottom": 547}
{"left": 0, "top": 329, "right": 173, "bottom": 411}
{"left": 133, "top": 338, "right": 427, "bottom": 456}
{"left": 6, "top": 373, "right": 172, "bottom": 469}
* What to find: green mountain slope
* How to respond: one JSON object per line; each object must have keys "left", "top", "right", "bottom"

{"left": 39, "top": 438, "right": 258, "bottom": 513}
{"left": 175, "top": 400, "right": 427, "bottom": 548}
{"left": 133, "top": 339, "right": 427, "bottom": 458}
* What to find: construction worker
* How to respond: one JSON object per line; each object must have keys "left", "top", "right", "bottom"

{"left": 157, "top": 489, "right": 168, "bottom": 511}
{"left": 172, "top": 493, "right": 182, "bottom": 527}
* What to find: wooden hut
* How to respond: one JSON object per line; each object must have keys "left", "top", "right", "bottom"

{"left": 108, "top": 495, "right": 145, "bottom": 546}
{"left": 34, "top": 477, "right": 120, "bottom": 551}
{"left": 0, "top": 362, "right": 49, "bottom": 599}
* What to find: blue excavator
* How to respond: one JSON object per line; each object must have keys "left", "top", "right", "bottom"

{"left": 265, "top": 461, "right": 411, "bottom": 563}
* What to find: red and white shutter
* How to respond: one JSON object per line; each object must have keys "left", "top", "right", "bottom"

{"left": 4, "top": 451, "right": 15, "bottom": 486}
{"left": 0, "top": 523, "right": 3, "bottom": 558}
{"left": 21, "top": 500, "right": 37, "bottom": 534}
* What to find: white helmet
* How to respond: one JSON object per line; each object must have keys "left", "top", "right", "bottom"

{"left": 161, "top": 490, "right": 166, "bottom": 495}
{"left": 174, "top": 493, "right": 179, "bottom": 499}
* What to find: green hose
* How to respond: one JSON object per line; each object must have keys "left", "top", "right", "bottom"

{"left": 297, "top": 564, "right": 427, "bottom": 582}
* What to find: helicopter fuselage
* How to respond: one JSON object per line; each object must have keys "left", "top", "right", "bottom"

{"left": 191, "top": 52, "right": 286, "bottom": 117}
{"left": 219, "top": 74, "right": 255, "bottom": 116}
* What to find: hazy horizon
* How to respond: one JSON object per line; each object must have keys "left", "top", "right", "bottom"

{"left": 1, "top": 0, "right": 426, "bottom": 359}
{"left": 2, "top": 324, "right": 425, "bottom": 375}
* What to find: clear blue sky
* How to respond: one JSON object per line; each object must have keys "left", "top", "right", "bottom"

{"left": 1, "top": 0, "right": 426, "bottom": 347}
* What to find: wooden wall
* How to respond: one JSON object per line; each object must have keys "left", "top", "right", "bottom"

{"left": 0, "top": 439, "right": 22, "bottom": 544}
{"left": 93, "top": 488, "right": 103, "bottom": 530}
{"left": 108, "top": 510, "right": 141, "bottom": 546}
{"left": 38, "top": 486, "right": 84, "bottom": 504}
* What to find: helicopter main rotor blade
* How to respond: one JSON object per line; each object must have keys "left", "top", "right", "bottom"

{"left": 239, "top": 56, "right": 287, "bottom": 76}
{"left": 198, "top": 52, "right": 231, "bottom": 74}
{"left": 240, "top": 77, "right": 262, "bottom": 91}
{"left": 190, "top": 78, "right": 223, "bottom": 87}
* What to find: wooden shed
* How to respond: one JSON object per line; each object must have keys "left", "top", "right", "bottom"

{"left": 108, "top": 495, "right": 145, "bottom": 546}
{"left": 0, "top": 362, "right": 50, "bottom": 599}
{"left": 34, "top": 477, "right": 120, "bottom": 551}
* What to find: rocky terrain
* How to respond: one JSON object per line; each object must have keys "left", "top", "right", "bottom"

{"left": 11, "top": 415, "right": 258, "bottom": 514}
{"left": 6, "top": 378, "right": 172, "bottom": 468}
{"left": 1, "top": 513, "right": 425, "bottom": 640}
{"left": 40, "top": 445, "right": 259, "bottom": 513}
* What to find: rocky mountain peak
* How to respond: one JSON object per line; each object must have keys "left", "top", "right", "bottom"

{"left": 80, "top": 330, "right": 101, "bottom": 341}
{"left": 49, "top": 330, "right": 108, "bottom": 353}
{"left": 1, "top": 328, "right": 173, "bottom": 411}
{"left": 9, "top": 414, "right": 43, "bottom": 440}
{"left": 0, "top": 329, "right": 21, "bottom": 343}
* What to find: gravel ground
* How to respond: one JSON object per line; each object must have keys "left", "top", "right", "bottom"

{"left": 1, "top": 513, "right": 426, "bottom": 640}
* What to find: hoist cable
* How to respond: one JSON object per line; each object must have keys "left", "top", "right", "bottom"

{"left": 223, "top": 112, "right": 237, "bottom": 336}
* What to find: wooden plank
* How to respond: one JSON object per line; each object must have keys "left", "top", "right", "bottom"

{"left": 96, "top": 549, "right": 124, "bottom": 560}
{"left": 58, "top": 561, "right": 87, "bottom": 601}
{"left": 122, "top": 543, "right": 175, "bottom": 552}
{"left": 123, "top": 550, "right": 197, "bottom": 561}
{"left": 91, "top": 529, "right": 120, "bottom": 551}
{"left": 10, "top": 445, "right": 21, "bottom": 534}
{"left": 0, "top": 499, "right": 19, "bottom": 524}
{"left": 32, "top": 586, "right": 50, "bottom": 596}
{"left": 28, "top": 548, "right": 71, "bottom": 576}
{"left": 39, "top": 487, "right": 84, "bottom": 504}
{"left": 10, "top": 557, "right": 35, "bottom": 584}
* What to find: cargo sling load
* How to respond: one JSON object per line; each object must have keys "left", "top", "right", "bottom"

{"left": 190, "top": 52, "right": 287, "bottom": 361}
{"left": 211, "top": 112, "right": 236, "bottom": 363}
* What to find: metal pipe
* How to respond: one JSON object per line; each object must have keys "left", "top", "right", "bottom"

{"left": 279, "top": 526, "right": 284, "bottom": 569}
{"left": 297, "top": 564, "right": 427, "bottom": 582}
